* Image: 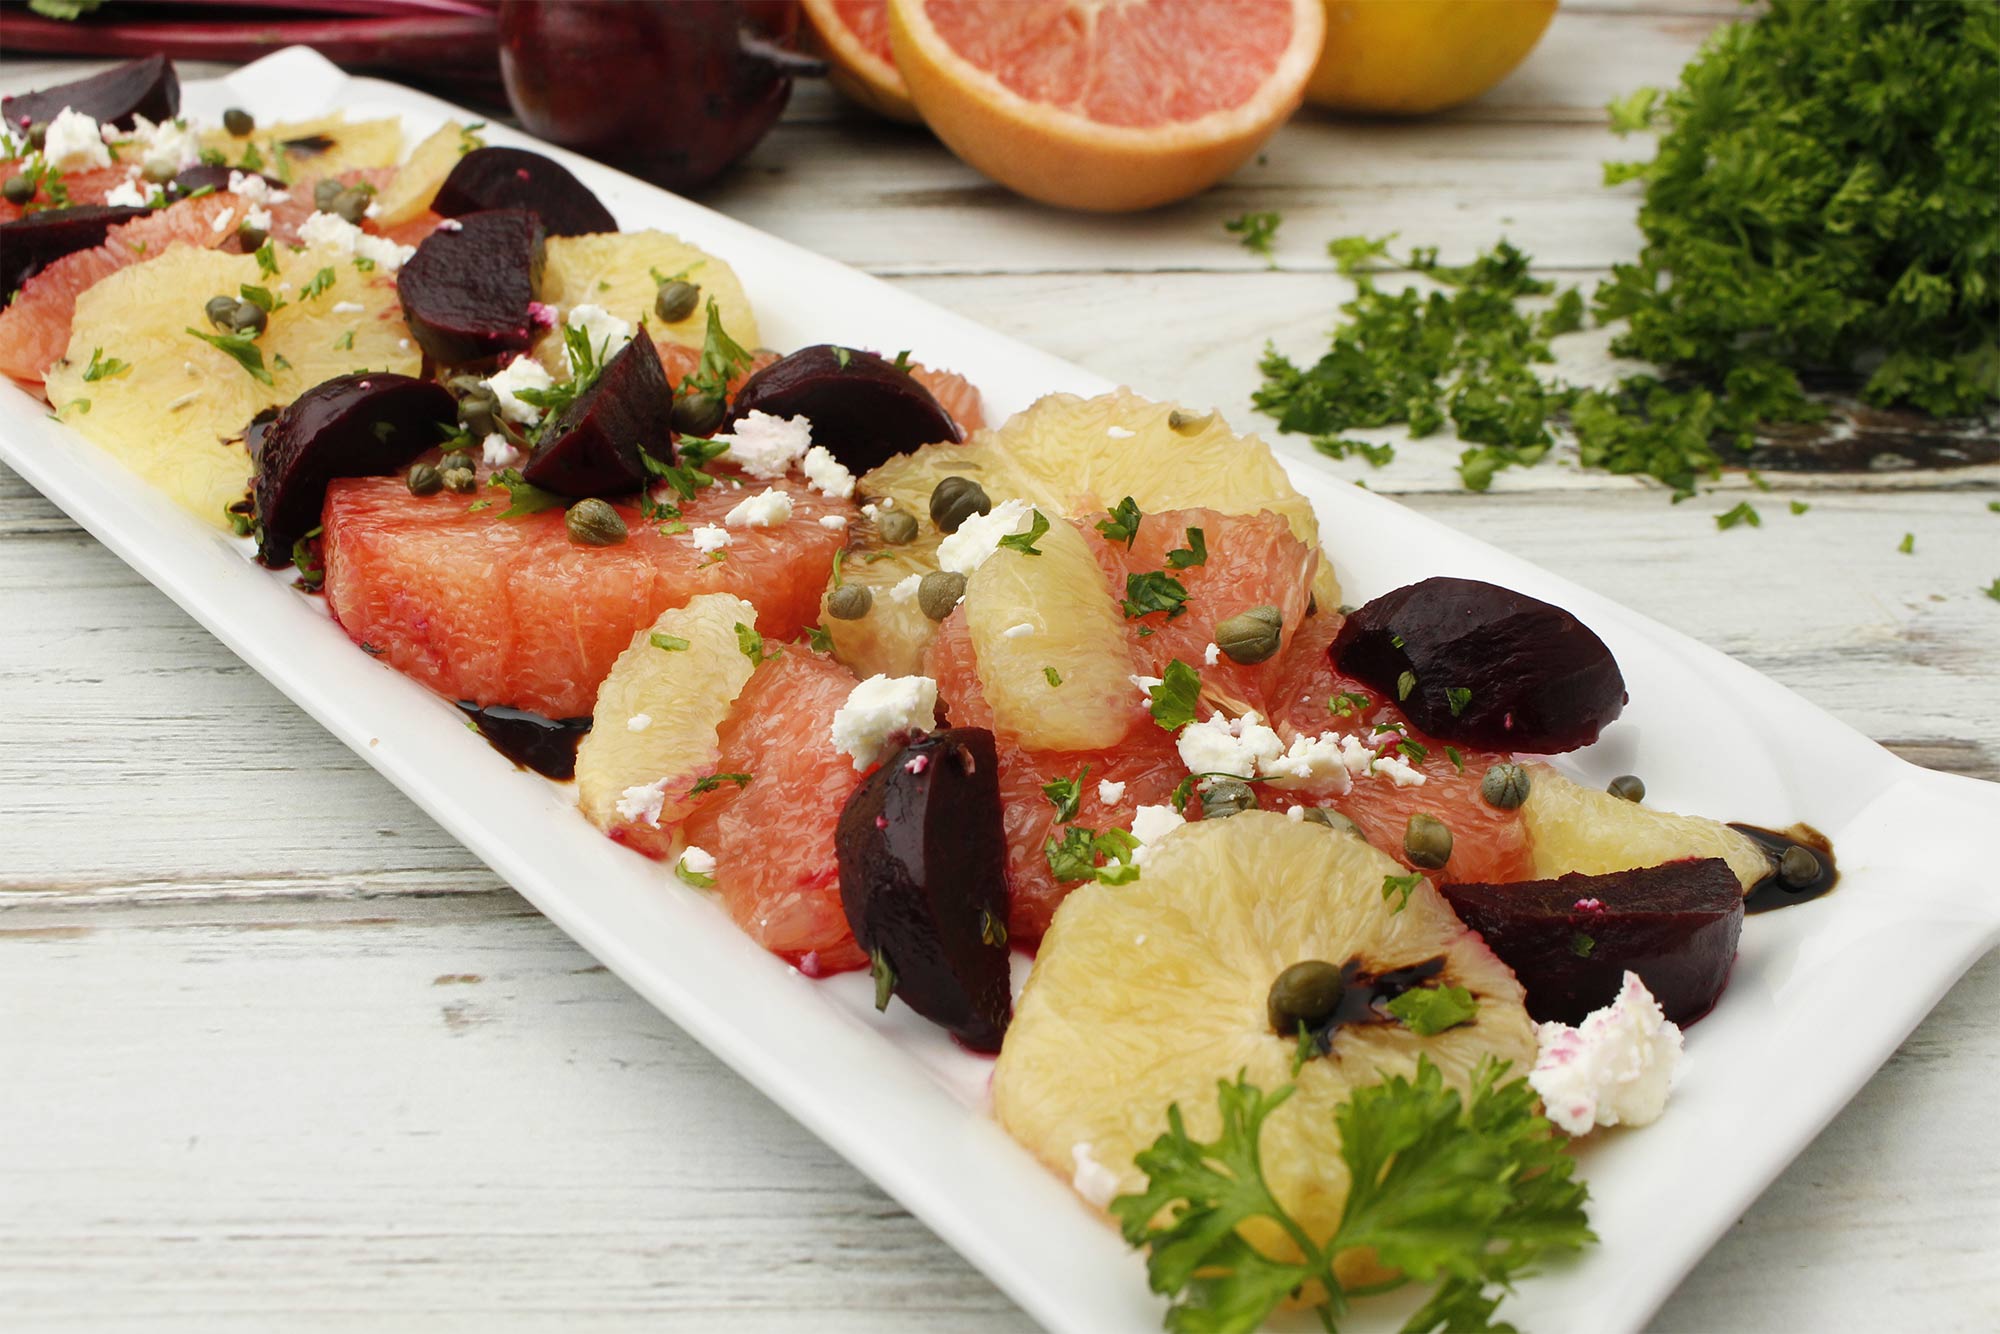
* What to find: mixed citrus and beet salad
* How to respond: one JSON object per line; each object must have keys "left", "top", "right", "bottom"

{"left": 6, "top": 58, "right": 1838, "bottom": 1332}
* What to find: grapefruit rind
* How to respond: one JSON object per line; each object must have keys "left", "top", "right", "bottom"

{"left": 802, "top": 0, "right": 922, "bottom": 123}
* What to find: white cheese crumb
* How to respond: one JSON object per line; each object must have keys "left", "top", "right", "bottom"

{"left": 1372, "top": 752, "right": 1428, "bottom": 787}
{"left": 800, "top": 444, "right": 855, "bottom": 498}
{"left": 128, "top": 113, "right": 200, "bottom": 178}
{"left": 1129, "top": 804, "right": 1186, "bottom": 866}
{"left": 818, "top": 514, "right": 848, "bottom": 531}
{"left": 1286, "top": 805, "right": 1306, "bottom": 821}
{"left": 888, "top": 573, "right": 922, "bottom": 604}
{"left": 676, "top": 845, "right": 718, "bottom": 884}
{"left": 626, "top": 713, "right": 653, "bottom": 733}
{"left": 482, "top": 355, "right": 555, "bottom": 427}
{"left": 716, "top": 410, "right": 812, "bottom": 479}
{"left": 331, "top": 300, "right": 365, "bottom": 315}
{"left": 1106, "top": 425, "right": 1136, "bottom": 439}
{"left": 1529, "top": 972, "right": 1684, "bottom": 1137}
{"left": 481, "top": 433, "right": 522, "bottom": 469}
{"left": 1130, "top": 674, "right": 1163, "bottom": 700}
{"left": 1070, "top": 1142, "right": 1122, "bottom": 1209}
{"left": 1001, "top": 622, "right": 1035, "bottom": 640}
{"left": 830, "top": 674, "right": 939, "bottom": 770}
{"left": 690, "top": 524, "right": 731, "bottom": 555}
{"left": 1175, "top": 712, "right": 1285, "bottom": 781}
{"left": 1203, "top": 642, "right": 1221, "bottom": 667}
{"left": 936, "top": 498, "right": 1035, "bottom": 575}
{"left": 296, "top": 209, "right": 416, "bottom": 272}
{"left": 227, "top": 170, "right": 272, "bottom": 204}
{"left": 615, "top": 778, "right": 670, "bottom": 827}
{"left": 1097, "top": 779, "right": 1126, "bottom": 805}
{"left": 436, "top": 217, "right": 463, "bottom": 232}
{"left": 723, "top": 487, "right": 794, "bottom": 529}
{"left": 44, "top": 108, "right": 111, "bottom": 171}
{"left": 242, "top": 203, "right": 272, "bottom": 233}
{"left": 562, "top": 302, "right": 634, "bottom": 369}
{"left": 209, "top": 207, "right": 235, "bottom": 235}
{"left": 102, "top": 178, "right": 149, "bottom": 208}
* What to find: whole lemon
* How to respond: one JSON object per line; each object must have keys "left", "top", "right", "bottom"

{"left": 1307, "top": 0, "right": 1558, "bottom": 116}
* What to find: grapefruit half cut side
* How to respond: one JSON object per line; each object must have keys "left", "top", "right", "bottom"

{"left": 803, "top": 0, "right": 922, "bottom": 123}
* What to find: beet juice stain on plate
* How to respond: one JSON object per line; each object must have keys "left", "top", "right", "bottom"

{"left": 497, "top": 0, "right": 823, "bottom": 195}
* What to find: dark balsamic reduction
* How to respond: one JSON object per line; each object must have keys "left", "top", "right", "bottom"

{"left": 1301, "top": 955, "right": 1447, "bottom": 1055}
{"left": 457, "top": 702, "right": 592, "bottom": 779}
{"left": 1732, "top": 822, "right": 1839, "bottom": 914}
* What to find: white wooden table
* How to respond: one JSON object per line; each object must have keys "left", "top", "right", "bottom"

{"left": 4, "top": 6, "right": 1997, "bottom": 1330}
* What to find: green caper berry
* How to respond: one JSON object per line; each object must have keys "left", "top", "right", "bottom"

{"left": 445, "top": 374, "right": 486, "bottom": 397}
{"left": 141, "top": 160, "right": 177, "bottom": 185}
{"left": 671, "top": 389, "right": 725, "bottom": 437}
{"left": 928, "top": 475, "right": 991, "bottom": 533}
{"left": 826, "top": 583, "right": 873, "bottom": 620}
{"left": 1301, "top": 807, "right": 1364, "bottom": 839}
{"left": 565, "top": 498, "right": 628, "bottom": 546}
{"left": 918, "top": 569, "right": 967, "bottom": 621}
{"left": 1480, "top": 761, "right": 1531, "bottom": 810}
{"left": 25, "top": 122, "right": 48, "bottom": 151}
{"left": 1267, "top": 960, "right": 1346, "bottom": 1038}
{"left": 235, "top": 220, "right": 267, "bottom": 252}
{"left": 223, "top": 108, "right": 255, "bottom": 137}
{"left": 1168, "top": 408, "right": 1215, "bottom": 436}
{"left": 204, "top": 294, "right": 240, "bottom": 330}
{"left": 1607, "top": 774, "right": 1646, "bottom": 804}
{"left": 877, "top": 509, "right": 919, "bottom": 544}
{"left": 457, "top": 390, "right": 497, "bottom": 436}
{"left": 1, "top": 174, "right": 33, "bottom": 205}
{"left": 439, "top": 450, "right": 474, "bottom": 474}
{"left": 331, "top": 188, "right": 370, "bottom": 225}
{"left": 406, "top": 463, "right": 443, "bottom": 496}
{"left": 440, "top": 466, "right": 476, "bottom": 494}
{"left": 654, "top": 279, "right": 700, "bottom": 323}
{"left": 1778, "top": 844, "right": 1820, "bottom": 889}
{"left": 226, "top": 300, "right": 268, "bottom": 335}
{"left": 1200, "top": 777, "right": 1258, "bottom": 820}
{"left": 313, "top": 179, "right": 345, "bottom": 212}
{"left": 1403, "top": 813, "right": 1453, "bottom": 869}
{"left": 1214, "top": 605, "right": 1283, "bottom": 664}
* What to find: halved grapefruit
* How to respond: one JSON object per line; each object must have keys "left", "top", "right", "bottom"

{"left": 886, "top": 0, "right": 1325, "bottom": 210}
{"left": 802, "top": 0, "right": 921, "bottom": 123}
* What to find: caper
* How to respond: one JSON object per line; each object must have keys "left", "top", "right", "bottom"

{"left": 330, "top": 187, "right": 370, "bottom": 225}
{"left": 877, "top": 509, "right": 919, "bottom": 544}
{"left": 1168, "top": 407, "right": 1215, "bottom": 436}
{"left": 204, "top": 294, "right": 242, "bottom": 330}
{"left": 313, "top": 178, "right": 346, "bottom": 212}
{"left": 928, "top": 475, "right": 991, "bottom": 533}
{"left": 440, "top": 466, "right": 476, "bottom": 494}
{"left": 2, "top": 174, "right": 33, "bottom": 205}
{"left": 25, "top": 121, "right": 47, "bottom": 151}
{"left": 1200, "top": 777, "right": 1258, "bottom": 820}
{"left": 457, "top": 387, "right": 498, "bottom": 436}
{"left": 225, "top": 299, "right": 267, "bottom": 335}
{"left": 141, "top": 160, "right": 177, "bottom": 185}
{"left": 565, "top": 498, "right": 628, "bottom": 546}
{"left": 406, "top": 463, "right": 443, "bottom": 496}
{"left": 1266, "top": 960, "right": 1346, "bottom": 1038}
{"left": 222, "top": 107, "right": 255, "bottom": 137}
{"left": 1607, "top": 774, "right": 1646, "bottom": 804}
{"left": 235, "top": 219, "right": 267, "bottom": 252}
{"left": 439, "top": 450, "right": 474, "bottom": 475}
{"left": 1480, "top": 761, "right": 1531, "bottom": 810}
{"left": 1778, "top": 844, "right": 1820, "bottom": 889}
{"left": 654, "top": 279, "right": 700, "bottom": 324}
{"left": 826, "top": 583, "right": 873, "bottom": 620}
{"left": 1214, "top": 605, "right": 1283, "bottom": 664}
{"left": 917, "top": 569, "right": 967, "bottom": 621}
{"left": 1403, "top": 813, "right": 1453, "bottom": 869}
{"left": 671, "top": 388, "right": 726, "bottom": 437}
{"left": 1301, "top": 806, "right": 1364, "bottom": 839}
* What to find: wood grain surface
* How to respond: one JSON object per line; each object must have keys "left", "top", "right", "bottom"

{"left": 3, "top": 5, "right": 1997, "bottom": 1330}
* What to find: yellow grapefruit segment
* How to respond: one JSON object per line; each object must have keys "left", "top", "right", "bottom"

{"left": 887, "top": 0, "right": 1325, "bottom": 211}
{"left": 803, "top": 0, "right": 922, "bottom": 123}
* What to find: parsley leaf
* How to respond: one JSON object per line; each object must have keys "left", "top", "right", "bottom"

{"left": 650, "top": 632, "right": 691, "bottom": 652}
{"left": 487, "top": 468, "right": 562, "bottom": 519}
{"left": 1044, "top": 824, "right": 1141, "bottom": 885}
{"left": 1329, "top": 690, "right": 1370, "bottom": 717}
{"left": 1096, "top": 495, "right": 1143, "bottom": 549}
{"left": 1223, "top": 209, "right": 1282, "bottom": 260}
{"left": 1044, "top": 666, "right": 1063, "bottom": 687}
{"left": 735, "top": 621, "right": 779, "bottom": 663}
{"left": 1382, "top": 872, "right": 1423, "bottom": 912}
{"left": 1444, "top": 686, "right": 1472, "bottom": 717}
{"left": 1042, "top": 768, "right": 1088, "bottom": 824}
{"left": 688, "top": 772, "right": 752, "bottom": 796}
{"left": 80, "top": 347, "right": 128, "bottom": 382}
{"left": 185, "top": 327, "right": 272, "bottom": 385}
{"left": 1122, "top": 570, "right": 1189, "bottom": 620}
{"left": 1385, "top": 985, "right": 1478, "bottom": 1036}
{"left": 1147, "top": 659, "right": 1202, "bottom": 732}
{"left": 1164, "top": 526, "right": 1207, "bottom": 569}
{"left": 1715, "top": 501, "right": 1761, "bottom": 531}
{"left": 674, "top": 854, "right": 715, "bottom": 889}
{"left": 998, "top": 508, "right": 1051, "bottom": 556}
{"left": 299, "top": 266, "right": 337, "bottom": 301}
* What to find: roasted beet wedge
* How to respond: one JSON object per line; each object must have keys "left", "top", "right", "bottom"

{"left": 432, "top": 147, "right": 617, "bottom": 237}
{"left": 167, "top": 164, "right": 281, "bottom": 203}
{"left": 395, "top": 209, "right": 545, "bottom": 366}
{"left": 1333, "top": 577, "right": 1626, "bottom": 753}
{"left": 252, "top": 373, "right": 455, "bottom": 567}
{"left": 3, "top": 55, "right": 178, "bottom": 131}
{"left": 1, "top": 205, "right": 152, "bottom": 302}
{"left": 1441, "top": 859, "right": 1742, "bottom": 1025}
{"left": 724, "top": 344, "right": 962, "bottom": 473}
{"left": 835, "top": 727, "right": 1012, "bottom": 1052}
{"left": 522, "top": 334, "right": 676, "bottom": 497}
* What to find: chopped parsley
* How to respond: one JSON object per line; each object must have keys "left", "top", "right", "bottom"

{"left": 998, "top": 508, "right": 1051, "bottom": 556}
{"left": 1042, "top": 768, "right": 1088, "bottom": 824}
{"left": 1045, "top": 824, "right": 1141, "bottom": 886}
{"left": 184, "top": 327, "right": 273, "bottom": 385}
{"left": 1044, "top": 666, "right": 1062, "bottom": 687}
{"left": 254, "top": 241, "right": 279, "bottom": 277}
{"left": 1790, "top": 500, "right": 1811, "bottom": 515}
{"left": 1329, "top": 690, "right": 1370, "bottom": 717}
{"left": 1444, "top": 686, "right": 1472, "bottom": 717}
{"left": 1096, "top": 495, "right": 1143, "bottom": 548}
{"left": 1384, "top": 984, "right": 1478, "bottom": 1036}
{"left": 735, "top": 621, "right": 779, "bottom": 663}
{"left": 1147, "top": 659, "right": 1202, "bottom": 731}
{"left": 1715, "top": 501, "right": 1761, "bottom": 531}
{"left": 805, "top": 624, "right": 835, "bottom": 653}
{"left": 1223, "top": 209, "right": 1282, "bottom": 260}
{"left": 299, "top": 266, "right": 338, "bottom": 301}
{"left": 80, "top": 347, "right": 128, "bottom": 382}
{"left": 1898, "top": 532, "right": 1915, "bottom": 554}
{"left": 1382, "top": 872, "right": 1424, "bottom": 912}
{"left": 1122, "top": 570, "right": 1189, "bottom": 620}
{"left": 1164, "top": 526, "right": 1207, "bottom": 569}
{"left": 688, "top": 772, "right": 752, "bottom": 796}
{"left": 487, "top": 469, "right": 562, "bottom": 518}
{"left": 674, "top": 854, "right": 715, "bottom": 889}
{"left": 650, "top": 632, "right": 691, "bottom": 652}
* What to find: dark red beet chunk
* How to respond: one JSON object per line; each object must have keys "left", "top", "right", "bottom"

{"left": 1332, "top": 577, "right": 1626, "bottom": 753}
{"left": 1441, "top": 859, "right": 1742, "bottom": 1025}
{"left": 395, "top": 209, "right": 545, "bottom": 366}
{"left": 1, "top": 205, "right": 152, "bottom": 303}
{"left": 167, "top": 164, "right": 282, "bottom": 204}
{"left": 253, "top": 373, "right": 455, "bottom": 567}
{"left": 3, "top": 55, "right": 178, "bottom": 132}
{"left": 835, "top": 727, "right": 1012, "bottom": 1052}
{"left": 724, "top": 344, "right": 962, "bottom": 473}
{"left": 432, "top": 147, "right": 617, "bottom": 237}
{"left": 522, "top": 334, "right": 676, "bottom": 498}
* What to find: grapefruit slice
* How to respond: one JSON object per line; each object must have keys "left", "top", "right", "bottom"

{"left": 322, "top": 473, "right": 853, "bottom": 717}
{"left": 886, "top": 0, "right": 1325, "bottom": 210}
{"left": 802, "top": 0, "right": 921, "bottom": 123}
{"left": 0, "top": 162, "right": 133, "bottom": 223}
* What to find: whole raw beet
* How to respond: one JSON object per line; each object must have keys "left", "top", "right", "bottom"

{"left": 395, "top": 209, "right": 546, "bottom": 366}
{"left": 1332, "top": 576, "right": 1626, "bottom": 752}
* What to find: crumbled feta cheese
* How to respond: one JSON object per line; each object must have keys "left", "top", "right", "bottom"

{"left": 43, "top": 108, "right": 111, "bottom": 171}
{"left": 936, "top": 498, "right": 1035, "bottom": 575}
{"left": 1001, "top": 622, "right": 1035, "bottom": 640}
{"left": 1203, "top": 641, "right": 1221, "bottom": 667}
{"left": 818, "top": 514, "right": 848, "bottom": 531}
{"left": 102, "top": 178, "right": 149, "bottom": 208}
{"left": 481, "top": 433, "right": 522, "bottom": 469}
{"left": 800, "top": 444, "right": 855, "bottom": 498}
{"left": 242, "top": 203, "right": 272, "bottom": 234}
{"left": 1070, "top": 1142, "right": 1122, "bottom": 1209}
{"left": 1097, "top": 779, "right": 1126, "bottom": 805}
{"left": 615, "top": 778, "right": 670, "bottom": 827}
{"left": 209, "top": 207, "right": 236, "bottom": 235}
{"left": 677, "top": 845, "right": 718, "bottom": 884}
{"left": 331, "top": 300, "right": 365, "bottom": 315}
{"left": 1107, "top": 425, "right": 1135, "bottom": 439}
{"left": 1130, "top": 674, "right": 1163, "bottom": 700}
{"left": 482, "top": 356, "right": 555, "bottom": 426}
{"left": 296, "top": 209, "right": 416, "bottom": 272}
{"left": 1129, "top": 804, "right": 1186, "bottom": 865}
{"left": 562, "top": 302, "right": 634, "bottom": 369}
{"left": 888, "top": 573, "right": 922, "bottom": 603}
{"left": 436, "top": 217, "right": 463, "bottom": 232}
{"left": 227, "top": 170, "right": 272, "bottom": 204}
{"left": 830, "top": 674, "right": 939, "bottom": 770}
{"left": 1529, "top": 972, "right": 1684, "bottom": 1137}
{"left": 690, "top": 524, "right": 731, "bottom": 555}
{"left": 128, "top": 114, "right": 201, "bottom": 178}
{"left": 1372, "top": 752, "right": 1427, "bottom": 787}
{"left": 1286, "top": 805, "right": 1305, "bottom": 821}
{"left": 626, "top": 713, "right": 653, "bottom": 733}
{"left": 716, "top": 410, "right": 812, "bottom": 479}
{"left": 1174, "top": 711, "right": 1285, "bottom": 781}
{"left": 724, "top": 487, "right": 793, "bottom": 528}
{"left": 1261, "top": 732, "right": 1357, "bottom": 792}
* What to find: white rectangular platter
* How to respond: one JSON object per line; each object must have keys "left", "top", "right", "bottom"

{"left": 4, "top": 47, "right": 1997, "bottom": 1334}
